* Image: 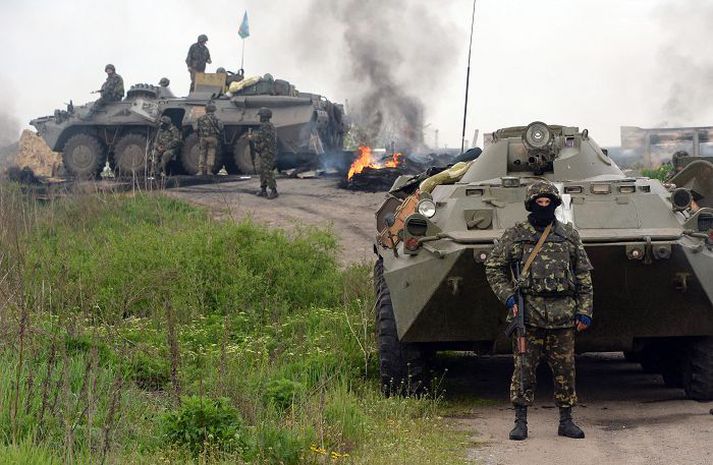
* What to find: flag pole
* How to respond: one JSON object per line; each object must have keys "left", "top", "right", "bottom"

{"left": 460, "top": 0, "right": 477, "bottom": 154}
{"left": 241, "top": 39, "right": 245, "bottom": 70}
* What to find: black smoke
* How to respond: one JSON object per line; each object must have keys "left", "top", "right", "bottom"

{"left": 299, "top": 0, "right": 459, "bottom": 152}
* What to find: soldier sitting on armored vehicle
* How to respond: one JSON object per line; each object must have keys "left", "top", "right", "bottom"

{"left": 151, "top": 116, "right": 182, "bottom": 177}
{"left": 84, "top": 64, "right": 124, "bottom": 119}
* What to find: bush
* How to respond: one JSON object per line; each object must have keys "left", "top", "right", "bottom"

{"left": 161, "top": 396, "right": 249, "bottom": 455}
{"left": 255, "top": 424, "right": 307, "bottom": 465}
{"left": 264, "top": 378, "right": 305, "bottom": 411}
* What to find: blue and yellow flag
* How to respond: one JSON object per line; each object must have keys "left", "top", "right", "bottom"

{"left": 238, "top": 11, "right": 250, "bottom": 39}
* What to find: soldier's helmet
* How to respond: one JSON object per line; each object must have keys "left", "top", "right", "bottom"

{"left": 159, "top": 77, "right": 170, "bottom": 87}
{"left": 105, "top": 64, "right": 116, "bottom": 72}
{"left": 205, "top": 103, "right": 217, "bottom": 113}
{"left": 160, "top": 116, "right": 172, "bottom": 125}
{"left": 524, "top": 181, "right": 562, "bottom": 211}
{"left": 216, "top": 67, "right": 226, "bottom": 74}
{"left": 258, "top": 107, "right": 272, "bottom": 120}
{"left": 198, "top": 34, "right": 208, "bottom": 42}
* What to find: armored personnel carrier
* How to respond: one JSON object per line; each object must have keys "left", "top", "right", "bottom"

{"left": 374, "top": 122, "right": 713, "bottom": 399}
{"left": 30, "top": 73, "right": 346, "bottom": 178}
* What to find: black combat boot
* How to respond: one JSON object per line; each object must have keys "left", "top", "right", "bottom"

{"left": 558, "top": 407, "right": 585, "bottom": 439}
{"left": 256, "top": 188, "right": 267, "bottom": 197}
{"left": 267, "top": 189, "right": 279, "bottom": 199}
{"left": 509, "top": 405, "right": 528, "bottom": 440}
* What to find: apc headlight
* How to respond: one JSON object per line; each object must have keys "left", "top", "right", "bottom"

{"left": 417, "top": 199, "right": 437, "bottom": 218}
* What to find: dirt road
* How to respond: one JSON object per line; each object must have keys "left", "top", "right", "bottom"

{"left": 170, "top": 177, "right": 713, "bottom": 465}
{"left": 453, "top": 353, "right": 713, "bottom": 465}
{"left": 168, "top": 176, "right": 385, "bottom": 265}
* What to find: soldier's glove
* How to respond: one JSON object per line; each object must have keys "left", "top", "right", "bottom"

{"left": 575, "top": 314, "right": 592, "bottom": 331}
{"left": 505, "top": 295, "right": 517, "bottom": 310}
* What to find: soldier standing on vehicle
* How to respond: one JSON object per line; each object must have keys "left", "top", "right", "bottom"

{"left": 84, "top": 64, "right": 124, "bottom": 119}
{"left": 249, "top": 107, "right": 278, "bottom": 199}
{"left": 196, "top": 103, "right": 223, "bottom": 175}
{"left": 485, "top": 181, "right": 594, "bottom": 441}
{"left": 185, "top": 34, "right": 211, "bottom": 91}
{"left": 152, "top": 116, "right": 182, "bottom": 177}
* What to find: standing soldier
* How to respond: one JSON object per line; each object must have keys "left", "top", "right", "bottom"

{"left": 250, "top": 107, "right": 278, "bottom": 199}
{"left": 152, "top": 116, "right": 182, "bottom": 177}
{"left": 185, "top": 34, "right": 211, "bottom": 91}
{"left": 85, "top": 64, "right": 124, "bottom": 118}
{"left": 485, "top": 181, "right": 593, "bottom": 441}
{"left": 196, "top": 103, "right": 223, "bottom": 175}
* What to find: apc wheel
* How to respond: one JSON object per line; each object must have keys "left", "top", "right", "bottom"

{"left": 683, "top": 337, "right": 713, "bottom": 401}
{"left": 180, "top": 133, "right": 222, "bottom": 175}
{"left": 62, "top": 134, "right": 106, "bottom": 178}
{"left": 113, "top": 133, "right": 149, "bottom": 176}
{"left": 233, "top": 133, "right": 256, "bottom": 174}
{"left": 374, "top": 258, "right": 427, "bottom": 397}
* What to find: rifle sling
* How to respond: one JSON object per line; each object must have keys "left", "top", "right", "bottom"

{"left": 521, "top": 222, "right": 553, "bottom": 277}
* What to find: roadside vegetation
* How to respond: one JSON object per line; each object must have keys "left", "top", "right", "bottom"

{"left": 0, "top": 183, "right": 470, "bottom": 464}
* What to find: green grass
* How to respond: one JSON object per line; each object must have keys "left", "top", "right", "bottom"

{"left": 0, "top": 186, "right": 472, "bottom": 464}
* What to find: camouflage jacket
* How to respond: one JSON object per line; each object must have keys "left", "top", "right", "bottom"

{"left": 196, "top": 113, "right": 224, "bottom": 139}
{"left": 100, "top": 74, "right": 124, "bottom": 102}
{"left": 185, "top": 43, "right": 211, "bottom": 71}
{"left": 155, "top": 124, "right": 181, "bottom": 152}
{"left": 253, "top": 122, "right": 277, "bottom": 157}
{"left": 485, "top": 220, "right": 594, "bottom": 329}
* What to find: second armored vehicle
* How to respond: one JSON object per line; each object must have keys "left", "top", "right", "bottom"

{"left": 374, "top": 122, "right": 713, "bottom": 400}
{"left": 30, "top": 73, "right": 346, "bottom": 178}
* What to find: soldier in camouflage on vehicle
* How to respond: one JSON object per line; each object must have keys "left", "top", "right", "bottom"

{"left": 196, "top": 102, "right": 223, "bottom": 175}
{"left": 85, "top": 64, "right": 124, "bottom": 119}
{"left": 186, "top": 34, "right": 211, "bottom": 91}
{"left": 250, "top": 107, "right": 279, "bottom": 199}
{"left": 151, "top": 116, "right": 182, "bottom": 176}
{"left": 485, "top": 180, "right": 593, "bottom": 441}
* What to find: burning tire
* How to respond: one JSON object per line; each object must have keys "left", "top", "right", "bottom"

{"left": 374, "top": 258, "right": 427, "bottom": 396}
{"left": 233, "top": 133, "right": 256, "bottom": 174}
{"left": 113, "top": 133, "right": 149, "bottom": 176}
{"left": 62, "top": 133, "right": 106, "bottom": 178}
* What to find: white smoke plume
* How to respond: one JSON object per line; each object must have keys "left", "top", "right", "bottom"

{"left": 655, "top": 0, "right": 713, "bottom": 126}
{"left": 298, "top": 0, "right": 459, "bottom": 152}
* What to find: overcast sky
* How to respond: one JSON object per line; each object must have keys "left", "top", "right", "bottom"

{"left": 1, "top": 0, "right": 712, "bottom": 148}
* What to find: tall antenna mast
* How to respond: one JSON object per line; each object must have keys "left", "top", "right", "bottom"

{"left": 460, "top": 0, "right": 477, "bottom": 154}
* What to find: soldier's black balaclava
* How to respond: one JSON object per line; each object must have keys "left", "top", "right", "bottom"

{"left": 528, "top": 196, "right": 557, "bottom": 228}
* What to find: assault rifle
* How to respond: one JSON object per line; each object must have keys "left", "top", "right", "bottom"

{"left": 504, "top": 262, "right": 526, "bottom": 393}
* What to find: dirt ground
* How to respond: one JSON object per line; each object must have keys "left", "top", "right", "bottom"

{"left": 168, "top": 176, "right": 385, "bottom": 265}
{"left": 169, "top": 176, "right": 713, "bottom": 465}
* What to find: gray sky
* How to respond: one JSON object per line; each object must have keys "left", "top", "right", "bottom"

{"left": 1, "top": 0, "right": 712, "bottom": 148}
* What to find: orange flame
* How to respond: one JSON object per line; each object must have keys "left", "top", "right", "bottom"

{"left": 347, "top": 146, "right": 403, "bottom": 180}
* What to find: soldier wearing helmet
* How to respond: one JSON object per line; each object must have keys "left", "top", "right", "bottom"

{"left": 84, "top": 64, "right": 124, "bottom": 119}
{"left": 195, "top": 102, "right": 224, "bottom": 175}
{"left": 151, "top": 116, "right": 182, "bottom": 177}
{"left": 485, "top": 180, "right": 593, "bottom": 441}
{"left": 157, "top": 77, "right": 175, "bottom": 98}
{"left": 185, "top": 34, "right": 212, "bottom": 91}
{"left": 249, "top": 107, "right": 279, "bottom": 198}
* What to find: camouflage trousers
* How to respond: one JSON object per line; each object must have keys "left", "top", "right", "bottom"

{"left": 258, "top": 151, "right": 277, "bottom": 190}
{"left": 198, "top": 136, "right": 219, "bottom": 174}
{"left": 151, "top": 148, "right": 176, "bottom": 175}
{"left": 510, "top": 327, "right": 577, "bottom": 407}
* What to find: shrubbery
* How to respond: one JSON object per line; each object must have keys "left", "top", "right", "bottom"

{"left": 0, "top": 187, "right": 467, "bottom": 464}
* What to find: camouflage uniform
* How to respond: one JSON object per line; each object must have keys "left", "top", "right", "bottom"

{"left": 253, "top": 121, "right": 278, "bottom": 192}
{"left": 196, "top": 106, "right": 223, "bottom": 175}
{"left": 485, "top": 196, "right": 593, "bottom": 408}
{"left": 186, "top": 36, "right": 211, "bottom": 91}
{"left": 99, "top": 73, "right": 124, "bottom": 103}
{"left": 152, "top": 118, "right": 182, "bottom": 176}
